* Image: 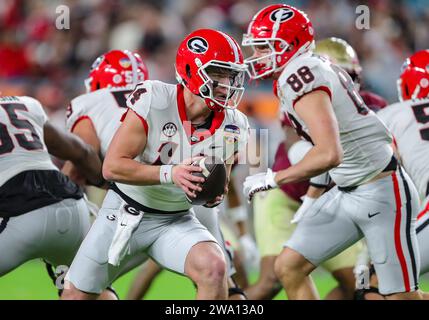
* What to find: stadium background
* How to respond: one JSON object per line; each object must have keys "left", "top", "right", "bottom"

{"left": 1, "top": 0, "right": 429, "bottom": 299}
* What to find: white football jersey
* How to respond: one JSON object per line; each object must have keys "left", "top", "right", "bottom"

{"left": 378, "top": 98, "right": 429, "bottom": 201}
{"left": 66, "top": 87, "right": 132, "bottom": 157}
{"left": 0, "top": 96, "right": 57, "bottom": 186}
{"left": 277, "top": 52, "right": 393, "bottom": 187}
{"left": 115, "top": 80, "right": 250, "bottom": 212}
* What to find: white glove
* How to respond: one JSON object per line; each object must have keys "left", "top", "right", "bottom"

{"left": 108, "top": 203, "right": 144, "bottom": 266}
{"left": 238, "top": 234, "right": 260, "bottom": 273}
{"left": 243, "top": 169, "right": 278, "bottom": 202}
{"left": 291, "top": 195, "right": 317, "bottom": 224}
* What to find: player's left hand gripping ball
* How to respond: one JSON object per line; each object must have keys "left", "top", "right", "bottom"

{"left": 243, "top": 168, "right": 278, "bottom": 202}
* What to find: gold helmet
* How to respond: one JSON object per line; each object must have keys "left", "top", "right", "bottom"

{"left": 315, "top": 37, "right": 362, "bottom": 85}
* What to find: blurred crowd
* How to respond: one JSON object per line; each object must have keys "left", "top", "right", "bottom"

{"left": 0, "top": 0, "right": 428, "bottom": 126}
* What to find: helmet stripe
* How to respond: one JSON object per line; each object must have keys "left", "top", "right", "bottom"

{"left": 411, "top": 84, "right": 421, "bottom": 100}
{"left": 271, "top": 8, "right": 285, "bottom": 38}
{"left": 124, "top": 50, "right": 138, "bottom": 85}
{"left": 220, "top": 32, "right": 240, "bottom": 63}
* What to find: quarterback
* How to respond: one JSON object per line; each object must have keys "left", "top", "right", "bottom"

{"left": 63, "top": 48, "right": 247, "bottom": 299}
{"left": 61, "top": 29, "right": 249, "bottom": 300}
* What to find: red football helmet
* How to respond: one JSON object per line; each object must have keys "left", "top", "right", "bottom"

{"left": 85, "top": 50, "right": 149, "bottom": 92}
{"left": 242, "top": 4, "right": 315, "bottom": 79}
{"left": 397, "top": 65, "right": 429, "bottom": 101}
{"left": 175, "top": 29, "right": 247, "bottom": 111}
{"left": 401, "top": 49, "right": 429, "bottom": 73}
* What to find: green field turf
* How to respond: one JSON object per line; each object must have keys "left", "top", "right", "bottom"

{"left": 1, "top": 259, "right": 428, "bottom": 300}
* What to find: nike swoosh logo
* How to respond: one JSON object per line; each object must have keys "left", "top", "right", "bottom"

{"left": 209, "top": 145, "right": 222, "bottom": 149}
{"left": 368, "top": 212, "right": 381, "bottom": 218}
{"left": 120, "top": 223, "right": 127, "bottom": 226}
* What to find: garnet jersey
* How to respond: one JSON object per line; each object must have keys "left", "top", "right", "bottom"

{"left": 115, "top": 80, "right": 250, "bottom": 212}
{"left": 377, "top": 98, "right": 429, "bottom": 202}
{"left": 273, "top": 111, "right": 310, "bottom": 201}
{"left": 272, "top": 141, "right": 309, "bottom": 202}
{"left": 66, "top": 87, "right": 132, "bottom": 157}
{"left": 276, "top": 53, "right": 393, "bottom": 187}
{"left": 0, "top": 96, "right": 57, "bottom": 186}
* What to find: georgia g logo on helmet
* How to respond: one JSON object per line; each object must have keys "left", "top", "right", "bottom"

{"left": 270, "top": 8, "right": 295, "bottom": 23}
{"left": 187, "top": 37, "right": 209, "bottom": 54}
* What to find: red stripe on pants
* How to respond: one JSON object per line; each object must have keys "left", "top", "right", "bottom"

{"left": 417, "top": 200, "right": 429, "bottom": 220}
{"left": 392, "top": 172, "right": 411, "bottom": 292}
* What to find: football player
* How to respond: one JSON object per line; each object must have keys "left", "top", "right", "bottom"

{"left": 290, "top": 37, "right": 390, "bottom": 298}
{"left": 246, "top": 79, "right": 360, "bottom": 300}
{"left": 61, "top": 29, "right": 249, "bottom": 300}
{"left": 362, "top": 52, "right": 429, "bottom": 299}
{"left": 64, "top": 49, "right": 247, "bottom": 299}
{"left": 242, "top": 4, "right": 421, "bottom": 299}
{"left": 0, "top": 95, "right": 102, "bottom": 285}
{"left": 291, "top": 37, "right": 388, "bottom": 225}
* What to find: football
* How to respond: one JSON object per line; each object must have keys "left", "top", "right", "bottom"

{"left": 187, "top": 156, "right": 227, "bottom": 205}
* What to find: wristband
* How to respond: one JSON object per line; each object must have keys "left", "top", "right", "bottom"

{"left": 160, "top": 165, "right": 174, "bottom": 184}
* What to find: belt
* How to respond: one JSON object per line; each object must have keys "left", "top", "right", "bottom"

{"left": 110, "top": 183, "right": 189, "bottom": 215}
{"left": 338, "top": 156, "right": 398, "bottom": 192}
